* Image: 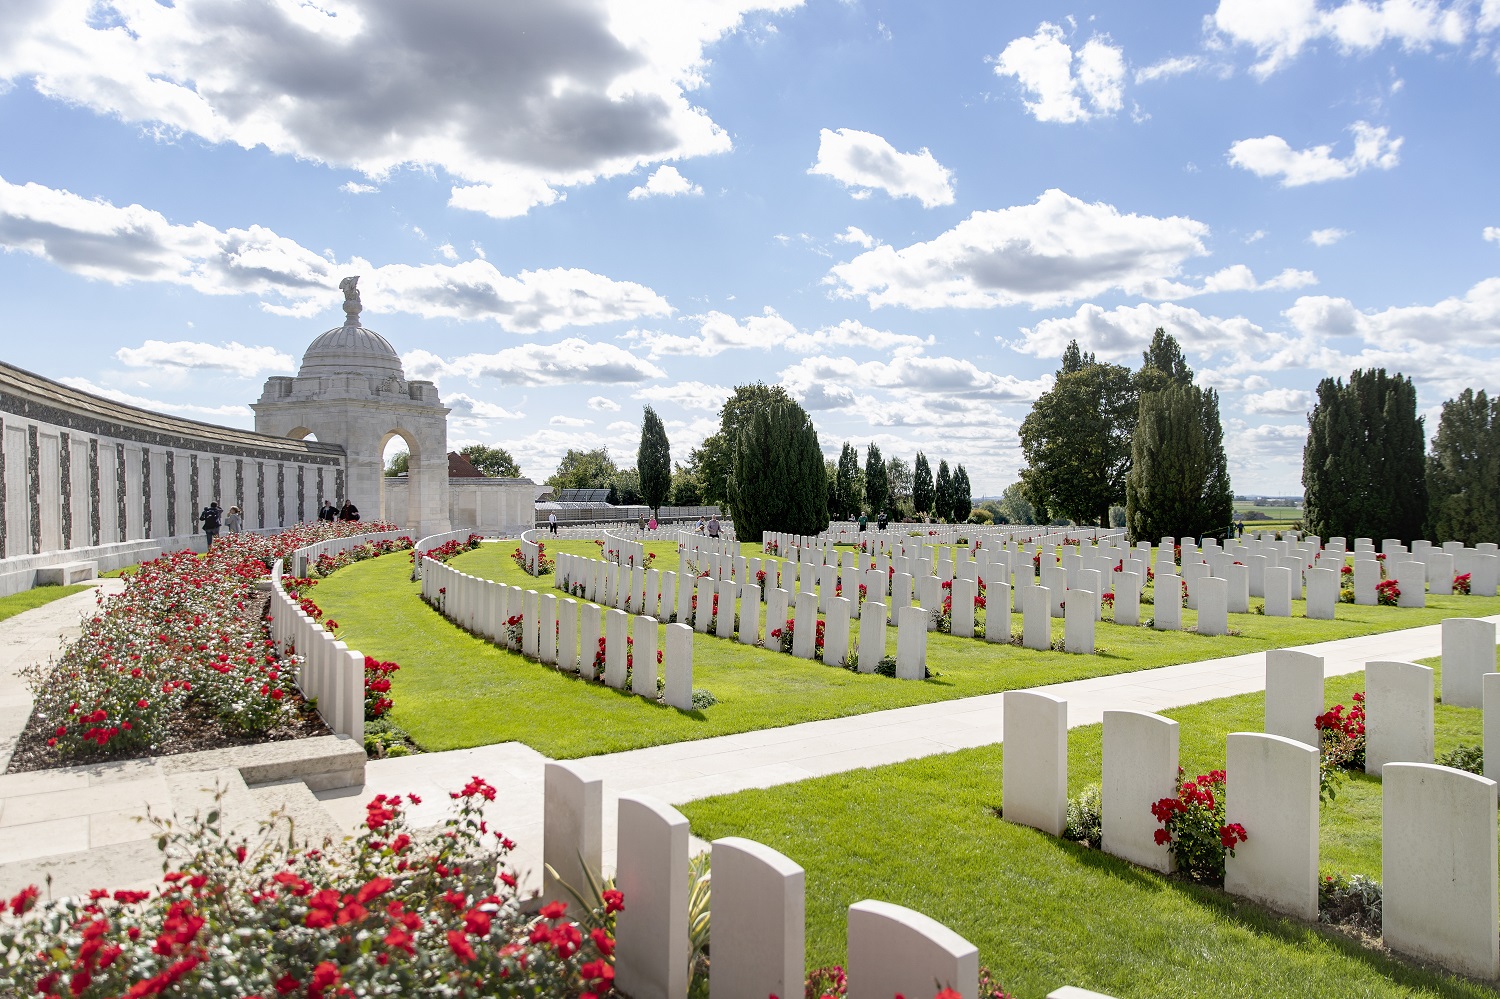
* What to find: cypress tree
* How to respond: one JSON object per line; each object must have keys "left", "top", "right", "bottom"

{"left": 935, "top": 460, "right": 953, "bottom": 522}
{"left": 1199, "top": 388, "right": 1233, "bottom": 537}
{"left": 1427, "top": 389, "right": 1500, "bottom": 544}
{"left": 1304, "top": 369, "right": 1427, "bottom": 543}
{"left": 835, "top": 442, "right": 862, "bottom": 519}
{"left": 637, "top": 406, "right": 671, "bottom": 517}
{"left": 913, "top": 452, "right": 934, "bottom": 518}
{"left": 864, "top": 442, "right": 888, "bottom": 516}
{"left": 1127, "top": 382, "right": 1208, "bottom": 541}
{"left": 729, "top": 399, "right": 829, "bottom": 538}
{"left": 953, "top": 464, "right": 973, "bottom": 522}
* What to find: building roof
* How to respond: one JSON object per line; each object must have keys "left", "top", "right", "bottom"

{"left": 448, "top": 451, "right": 483, "bottom": 477}
{"left": 298, "top": 320, "right": 405, "bottom": 378}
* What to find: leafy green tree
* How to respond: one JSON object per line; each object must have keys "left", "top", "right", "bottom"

{"left": 385, "top": 449, "right": 409, "bottom": 477}
{"left": 729, "top": 399, "right": 829, "bottom": 538}
{"left": 1426, "top": 389, "right": 1500, "bottom": 544}
{"left": 998, "top": 481, "right": 1036, "bottom": 525}
{"left": 834, "top": 442, "right": 863, "bottom": 520}
{"left": 689, "top": 383, "right": 796, "bottom": 505}
{"left": 886, "top": 456, "right": 913, "bottom": 517}
{"left": 952, "top": 464, "right": 972, "bottom": 522}
{"left": 1019, "top": 341, "right": 1137, "bottom": 526}
{"left": 1135, "top": 327, "right": 1193, "bottom": 395}
{"left": 1200, "top": 387, "right": 1234, "bottom": 537}
{"left": 1303, "top": 369, "right": 1427, "bottom": 543}
{"left": 611, "top": 467, "right": 642, "bottom": 506}
{"left": 1127, "top": 383, "right": 1209, "bottom": 541}
{"left": 825, "top": 458, "right": 839, "bottom": 514}
{"left": 457, "top": 444, "right": 521, "bottom": 478}
{"left": 669, "top": 465, "right": 703, "bottom": 506}
{"left": 637, "top": 406, "right": 671, "bottom": 516}
{"left": 864, "top": 442, "right": 889, "bottom": 516}
{"left": 547, "top": 448, "right": 618, "bottom": 493}
{"left": 913, "top": 452, "right": 934, "bottom": 519}
{"left": 934, "top": 460, "right": 953, "bottom": 522}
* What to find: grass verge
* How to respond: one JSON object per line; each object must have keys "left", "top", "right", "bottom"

{"left": 0, "top": 584, "right": 92, "bottom": 623}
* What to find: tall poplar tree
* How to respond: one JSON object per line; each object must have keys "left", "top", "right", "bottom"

{"left": 952, "top": 464, "right": 972, "bottom": 522}
{"left": 637, "top": 406, "right": 671, "bottom": 517}
{"left": 834, "top": 442, "right": 862, "bottom": 519}
{"left": 913, "top": 452, "right": 934, "bottom": 519}
{"left": 1426, "top": 389, "right": 1500, "bottom": 544}
{"left": 1303, "top": 368, "right": 1427, "bottom": 543}
{"left": 864, "top": 442, "right": 889, "bottom": 516}
{"left": 1127, "top": 383, "right": 1208, "bottom": 541}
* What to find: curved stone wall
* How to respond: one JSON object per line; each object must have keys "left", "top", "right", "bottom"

{"left": 0, "top": 360, "right": 347, "bottom": 584}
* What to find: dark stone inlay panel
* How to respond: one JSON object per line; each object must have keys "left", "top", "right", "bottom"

{"left": 277, "top": 464, "right": 285, "bottom": 527}
{"left": 115, "top": 443, "right": 126, "bottom": 542}
{"left": 296, "top": 465, "right": 305, "bottom": 523}
{"left": 256, "top": 461, "right": 266, "bottom": 529}
{"left": 212, "top": 457, "right": 222, "bottom": 505}
{"left": 165, "top": 451, "right": 177, "bottom": 536}
{"left": 0, "top": 417, "right": 7, "bottom": 556}
{"left": 235, "top": 459, "right": 244, "bottom": 516}
{"left": 88, "top": 438, "right": 101, "bottom": 546}
{"left": 59, "top": 432, "right": 72, "bottom": 549}
{"left": 27, "top": 425, "right": 41, "bottom": 554}
{"left": 141, "top": 448, "right": 152, "bottom": 537}
{"left": 189, "top": 454, "right": 200, "bottom": 526}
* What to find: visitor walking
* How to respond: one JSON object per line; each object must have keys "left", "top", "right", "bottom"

{"left": 225, "top": 505, "right": 243, "bottom": 534}
{"left": 638, "top": 513, "right": 645, "bottom": 533}
{"left": 648, "top": 515, "right": 658, "bottom": 531}
{"left": 339, "top": 498, "right": 360, "bottom": 522}
{"left": 199, "top": 501, "right": 222, "bottom": 548}
{"left": 858, "top": 512, "right": 867, "bottom": 532}
{"left": 877, "top": 510, "right": 888, "bottom": 531}
{"left": 707, "top": 514, "right": 721, "bottom": 539}
{"left": 548, "top": 511, "right": 558, "bottom": 535}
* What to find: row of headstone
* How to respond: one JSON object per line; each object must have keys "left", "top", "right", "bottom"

{"left": 420, "top": 556, "right": 696, "bottom": 709}
{"left": 267, "top": 558, "right": 366, "bottom": 742}
{"left": 1001, "top": 682, "right": 1500, "bottom": 981}
{"left": 543, "top": 761, "right": 1118, "bottom": 999}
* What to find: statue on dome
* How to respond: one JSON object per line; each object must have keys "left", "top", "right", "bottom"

{"left": 338, "top": 275, "right": 361, "bottom": 324}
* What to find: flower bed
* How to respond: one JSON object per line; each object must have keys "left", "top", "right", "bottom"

{"left": 510, "top": 540, "right": 555, "bottom": 577}
{"left": 312, "top": 536, "right": 413, "bottom": 578}
{"left": 0, "top": 779, "right": 618, "bottom": 998}
{"left": 415, "top": 534, "right": 485, "bottom": 567}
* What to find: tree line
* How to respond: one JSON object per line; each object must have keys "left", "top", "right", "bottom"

{"left": 1017, "top": 328, "right": 1233, "bottom": 541}
{"left": 1303, "top": 370, "right": 1499, "bottom": 546}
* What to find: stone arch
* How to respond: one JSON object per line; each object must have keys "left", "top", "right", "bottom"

{"left": 286, "top": 427, "right": 318, "bottom": 442}
{"left": 378, "top": 427, "right": 420, "bottom": 526}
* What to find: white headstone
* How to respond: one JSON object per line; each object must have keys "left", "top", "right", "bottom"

{"left": 846, "top": 900, "right": 978, "bottom": 999}
{"left": 579, "top": 602, "right": 602, "bottom": 680}
{"left": 1002, "top": 690, "right": 1067, "bottom": 836}
{"left": 1023, "top": 586, "right": 1052, "bottom": 650}
{"left": 663, "top": 623, "right": 693, "bottom": 710}
{"left": 710, "top": 837, "right": 805, "bottom": 999}
{"left": 1064, "top": 591, "right": 1095, "bottom": 654}
{"left": 738, "top": 582, "right": 761, "bottom": 645}
{"left": 1224, "top": 732, "right": 1319, "bottom": 920}
{"left": 1102, "top": 710, "right": 1178, "bottom": 873}
{"left": 1441, "top": 618, "right": 1495, "bottom": 708}
{"left": 543, "top": 761, "right": 602, "bottom": 914}
{"left": 1196, "top": 575, "right": 1228, "bottom": 636}
{"left": 614, "top": 794, "right": 689, "bottom": 999}
{"left": 1264, "top": 650, "right": 1323, "bottom": 748}
{"left": 1263, "top": 566, "right": 1293, "bottom": 617}
{"left": 824, "top": 596, "right": 853, "bottom": 667}
{"left": 632, "top": 616, "right": 658, "bottom": 698}
{"left": 895, "top": 605, "right": 928, "bottom": 679}
{"left": 1365, "top": 660, "right": 1435, "bottom": 775}
{"left": 604, "top": 608, "right": 629, "bottom": 689}
{"left": 859, "top": 600, "right": 886, "bottom": 672}
{"left": 1304, "top": 566, "right": 1338, "bottom": 620}
{"left": 1153, "top": 574, "right": 1181, "bottom": 631}
{"left": 985, "top": 581, "right": 1012, "bottom": 643}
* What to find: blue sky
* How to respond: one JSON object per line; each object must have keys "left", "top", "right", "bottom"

{"left": 1, "top": 0, "right": 1497, "bottom": 497}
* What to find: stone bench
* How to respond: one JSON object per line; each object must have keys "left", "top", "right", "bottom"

{"left": 35, "top": 561, "right": 99, "bottom": 586}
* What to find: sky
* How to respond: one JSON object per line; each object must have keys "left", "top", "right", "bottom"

{"left": 1, "top": 0, "right": 1498, "bottom": 498}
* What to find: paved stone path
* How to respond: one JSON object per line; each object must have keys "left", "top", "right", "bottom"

{"left": 2, "top": 584, "right": 1493, "bottom": 895}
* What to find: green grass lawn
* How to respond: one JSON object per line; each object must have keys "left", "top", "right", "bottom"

{"left": 310, "top": 541, "right": 1500, "bottom": 759}
{"left": 680, "top": 653, "right": 1499, "bottom": 999}
{"left": 0, "top": 584, "right": 92, "bottom": 623}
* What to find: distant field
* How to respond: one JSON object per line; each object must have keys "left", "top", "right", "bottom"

{"left": 1233, "top": 503, "right": 1303, "bottom": 521}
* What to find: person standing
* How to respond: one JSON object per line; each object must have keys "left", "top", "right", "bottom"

{"left": 858, "top": 512, "right": 867, "bottom": 532}
{"left": 199, "top": 501, "right": 222, "bottom": 548}
{"left": 707, "top": 514, "right": 721, "bottom": 539}
{"left": 319, "top": 499, "right": 337, "bottom": 522}
{"left": 225, "top": 505, "right": 244, "bottom": 534}
{"left": 695, "top": 517, "right": 706, "bottom": 534}
{"left": 548, "top": 511, "right": 558, "bottom": 535}
{"left": 877, "top": 510, "right": 888, "bottom": 531}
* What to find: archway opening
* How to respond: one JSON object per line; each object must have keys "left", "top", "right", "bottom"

{"left": 287, "top": 427, "right": 318, "bottom": 442}
{"left": 380, "top": 430, "right": 419, "bottom": 528}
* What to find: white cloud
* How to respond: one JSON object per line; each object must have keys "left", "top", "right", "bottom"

{"left": 403, "top": 339, "right": 666, "bottom": 386}
{"left": 1210, "top": 0, "right": 1470, "bottom": 76}
{"left": 626, "top": 310, "right": 932, "bottom": 358}
{"left": 1309, "top": 227, "right": 1350, "bottom": 246}
{"left": 634, "top": 381, "right": 732, "bottom": 412}
{"left": 627, "top": 165, "right": 703, "bottom": 200}
{"left": 550, "top": 415, "right": 593, "bottom": 427}
{"left": 437, "top": 243, "right": 459, "bottom": 261}
{"left": 1242, "top": 388, "right": 1315, "bottom": 414}
{"left": 1484, "top": 0, "right": 1500, "bottom": 33}
{"left": 58, "top": 377, "right": 253, "bottom": 421}
{"left": 1134, "top": 55, "right": 1207, "bottom": 83}
{"left": 835, "top": 226, "right": 879, "bottom": 248}
{"left": 444, "top": 393, "right": 525, "bottom": 421}
{"left": 808, "top": 128, "right": 955, "bottom": 207}
{"left": 0, "top": 1, "right": 801, "bottom": 218}
{"left": 993, "top": 22, "right": 1126, "bottom": 123}
{"left": 1485, "top": 226, "right": 1500, "bottom": 243}
{"left": 114, "top": 340, "right": 295, "bottom": 379}
{"left": 827, "top": 188, "right": 1211, "bottom": 310}
{"left": 340, "top": 181, "right": 378, "bottom": 195}
{"left": 777, "top": 353, "right": 1049, "bottom": 429}
{"left": 588, "top": 396, "right": 622, "bottom": 411}
{"left": 1285, "top": 277, "right": 1500, "bottom": 349}
{"left": 1244, "top": 229, "right": 1268, "bottom": 243}
{"left": 0, "top": 175, "right": 672, "bottom": 332}
{"left": 1228, "top": 121, "right": 1401, "bottom": 186}
{"left": 1012, "top": 301, "right": 1289, "bottom": 363}
{"left": 1191, "top": 264, "right": 1319, "bottom": 295}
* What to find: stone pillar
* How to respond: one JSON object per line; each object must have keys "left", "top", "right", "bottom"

{"left": 710, "top": 837, "right": 805, "bottom": 999}
{"left": 1224, "top": 732, "right": 1319, "bottom": 920}
{"left": 614, "top": 794, "right": 689, "bottom": 999}
{"left": 1002, "top": 690, "right": 1067, "bottom": 836}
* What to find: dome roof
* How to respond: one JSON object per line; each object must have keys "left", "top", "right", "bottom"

{"left": 298, "top": 319, "right": 405, "bottom": 378}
